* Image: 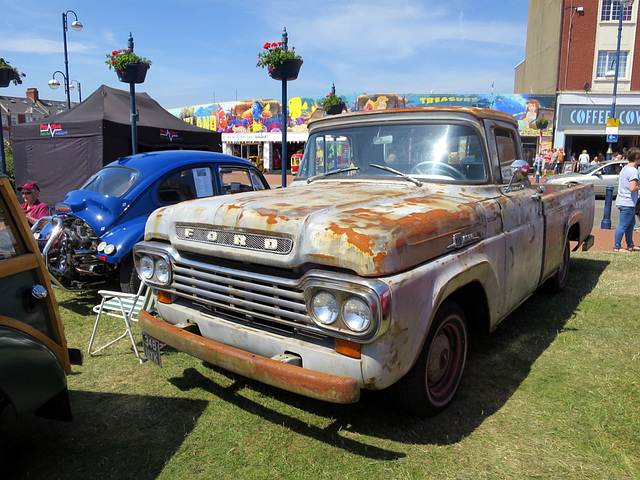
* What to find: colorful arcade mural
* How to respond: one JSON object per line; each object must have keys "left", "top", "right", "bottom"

{"left": 169, "top": 93, "right": 556, "bottom": 137}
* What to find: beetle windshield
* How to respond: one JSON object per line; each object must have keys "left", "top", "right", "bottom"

{"left": 296, "top": 123, "right": 488, "bottom": 183}
{"left": 81, "top": 166, "right": 140, "bottom": 197}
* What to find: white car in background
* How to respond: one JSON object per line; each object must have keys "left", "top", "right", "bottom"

{"left": 545, "top": 159, "right": 628, "bottom": 197}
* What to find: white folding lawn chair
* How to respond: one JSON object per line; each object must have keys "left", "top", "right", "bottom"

{"left": 87, "top": 282, "right": 154, "bottom": 363}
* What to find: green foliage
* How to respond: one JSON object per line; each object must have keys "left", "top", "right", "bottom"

{"left": 0, "top": 58, "right": 26, "bottom": 85}
{"left": 105, "top": 49, "right": 152, "bottom": 72}
{"left": 3, "top": 140, "right": 14, "bottom": 186}
{"left": 256, "top": 42, "right": 302, "bottom": 72}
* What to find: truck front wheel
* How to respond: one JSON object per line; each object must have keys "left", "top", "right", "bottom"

{"left": 392, "top": 300, "right": 468, "bottom": 416}
{"left": 119, "top": 254, "right": 141, "bottom": 294}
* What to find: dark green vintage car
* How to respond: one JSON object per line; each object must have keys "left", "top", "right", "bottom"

{"left": 0, "top": 175, "right": 81, "bottom": 421}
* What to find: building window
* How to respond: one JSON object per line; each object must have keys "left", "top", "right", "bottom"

{"left": 10, "top": 115, "right": 17, "bottom": 126}
{"left": 601, "top": 0, "right": 633, "bottom": 21}
{"left": 597, "top": 51, "right": 628, "bottom": 77}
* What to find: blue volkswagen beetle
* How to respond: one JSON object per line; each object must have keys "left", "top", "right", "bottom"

{"left": 33, "top": 150, "right": 270, "bottom": 292}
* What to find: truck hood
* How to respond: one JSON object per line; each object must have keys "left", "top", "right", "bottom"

{"left": 145, "top": 181, "right": 491, "bottom": 276}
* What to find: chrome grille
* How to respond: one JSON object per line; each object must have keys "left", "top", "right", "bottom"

{"left": 171, "top": 256, "right": 311, "bottom": 330}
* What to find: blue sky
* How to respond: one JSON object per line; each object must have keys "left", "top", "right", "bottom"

{"left": 0, "top": 0, "right": 529, "bottom": 110}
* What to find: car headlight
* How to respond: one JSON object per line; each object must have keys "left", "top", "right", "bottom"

{"left": 342, "top": 297, "right": 372, "bottom": 332}
{"left": 155, "top": 257, "right": 170, "bottom": 284}
{"left": 311, "top": 291, "right": 338, "bottom": 325}
{"left": 103, "top": 244, "right": 116, "bottom": 255}
{"left": 138, "top": 255, "right": 154, "bottom": 280}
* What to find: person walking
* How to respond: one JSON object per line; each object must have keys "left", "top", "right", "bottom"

{"left": 578, "top": 149, "right": 590, "bottom": 172}
{"left": 613, "top": 147, "right": 640, "bottom": 252}
{"left": 533, "top": 152, "right": 543, "bottom": 183}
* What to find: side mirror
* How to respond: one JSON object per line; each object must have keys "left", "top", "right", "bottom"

{"left": 505, "top": 160, "right": 531, "bottom": 192}
{"left": 510, "top": 160, "right": 530, "bottom": 180}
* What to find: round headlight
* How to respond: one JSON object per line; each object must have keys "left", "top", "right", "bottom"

{"left": 311, "top": 291, "right": 338, "bottom": 325}
{"left": 103, "top": 244, "right": 116, "bottom": 255}
{"left": 342, "top": 297, "right": 372, "bottom": 332}
{"left": 97, "top": 241, "right": 107, "bottom": 252}
{"left": 138, "top": 255, "right": 154, "bottom": 280}
{"left": 155, "top": 257, "right": 170, "bottom": 284}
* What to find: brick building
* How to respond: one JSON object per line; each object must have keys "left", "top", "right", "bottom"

{"left": 0, "top": 88, "right": 72, "bottom": 140}
{"left": 515, "top": 0, "right": 640, "bottom": 158}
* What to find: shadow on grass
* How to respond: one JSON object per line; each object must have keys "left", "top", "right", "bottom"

{"left": 0, "top": 391, "right": 208, "bottom": 480}
{"left": 166, "top": 256, "right": 609, "bottom": 458}
{"left": 54, "top": 279, "right": 122, "bottom": 316}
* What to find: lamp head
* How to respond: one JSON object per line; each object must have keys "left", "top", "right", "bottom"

{"left": 71, "top": 20, "right": 83, "bottom": 31}
{"left": 605, "top": 70, "right": 616, "bottom": 78}
{"left": 620, "top": 0, "right": 634, "bottom": 7}
{"left": 48, "top": 78, "right": 61, "bottom": 90}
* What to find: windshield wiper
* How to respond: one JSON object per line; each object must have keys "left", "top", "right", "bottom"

{"left": 306, "top": 166, "right": 360, "bottom": 184}
{"left": 369, "top": 164, "right": 423, "bottom": 187}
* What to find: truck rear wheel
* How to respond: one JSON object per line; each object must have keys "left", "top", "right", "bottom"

{"left": 392, "top": 300, "right": 468, "bottom": 416}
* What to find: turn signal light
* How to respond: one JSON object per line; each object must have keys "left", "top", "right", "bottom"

{"left": 335, "top": 338, "right": 361, "bottom": 358}
{"left": 157, "top": 290, "right": 172, "bottom": 304}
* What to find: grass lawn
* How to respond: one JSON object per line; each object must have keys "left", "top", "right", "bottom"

{"left": 1, "top": 251, "right": 638, "bottom": 480}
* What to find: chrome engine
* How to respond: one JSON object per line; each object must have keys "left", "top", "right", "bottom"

{"left": 34, "top": 215, "right": 117, "bottom": 290}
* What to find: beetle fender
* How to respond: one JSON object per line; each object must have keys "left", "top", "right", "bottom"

{"left": 99, "top": 216, "right": 148, "bottom": 263}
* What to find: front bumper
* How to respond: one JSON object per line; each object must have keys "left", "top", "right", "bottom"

{"left": 138, "top": 310, "right": 361, "bottom": 404}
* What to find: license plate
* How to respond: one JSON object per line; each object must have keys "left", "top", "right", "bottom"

{"left": 142, "top": 332, "right": 162, "bottom": 367}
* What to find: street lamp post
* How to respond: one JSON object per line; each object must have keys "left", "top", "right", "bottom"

{"left": 48, "top": 70, "right": 69, "bottom": 103}
{"left": 606, "top": 0, "right": 634, "bottom": 159}
{"left": 280, "top": 28, "right": 289, "bottom": 188}
{"left": 61, "top": 10, "right": 83, "bottom": 109}
{"left": 69, "top": 79, "right": 82, "bottom": 103}
{"left": 127, "top": 33, "right": 139, "bottom": 155}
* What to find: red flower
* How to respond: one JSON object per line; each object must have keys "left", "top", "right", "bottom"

{"left": 112, "top": 50, "right": 121, "bottom": 55}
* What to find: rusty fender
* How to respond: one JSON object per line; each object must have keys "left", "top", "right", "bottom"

{"left": 139, "top": 310, "right": 360, "bottom": 404}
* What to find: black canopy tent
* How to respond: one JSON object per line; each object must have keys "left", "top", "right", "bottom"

{"left": 12, "top": 85, "right": 221, "bottom": 205}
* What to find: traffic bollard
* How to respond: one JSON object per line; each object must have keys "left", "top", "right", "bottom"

{"left": 600, "top": 184, "right": 614, "bottom": 229}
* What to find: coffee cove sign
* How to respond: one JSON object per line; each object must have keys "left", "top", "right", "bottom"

{"left": 557, "top": 104, "right": 640, "bottom": 131}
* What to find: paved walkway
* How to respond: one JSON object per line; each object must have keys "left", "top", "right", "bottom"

{"left": 590, "top": 227, "right": 639, "bottom": 252}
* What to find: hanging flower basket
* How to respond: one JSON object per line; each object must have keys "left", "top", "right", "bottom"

{"left": 106, "top": 49, "right": 151, "bottom": 84}
{"left": 0, "top": 59, "right": 26, "bottom": 87}
{"left": 268, "top": 58, "right": 303, "bottom": 81}
{"left": 116, "top": 63, "right": 150, "bottom": 84}
{"left": 0, "top": 68, "right": 11, "bottom": 88}
{"left": 327, "top": 102, "right": 345, "bottom": 115}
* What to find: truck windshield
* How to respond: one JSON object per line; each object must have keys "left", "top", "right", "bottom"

{"left": 81, "top": 167, "right": 140, "bottom": 197}
{"left": 296, "top": 123, "right": 488, "bottom": 183}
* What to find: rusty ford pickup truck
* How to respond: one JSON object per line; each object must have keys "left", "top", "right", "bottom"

{"left": 134, "top": 107, "right": 595, "bottom": 416}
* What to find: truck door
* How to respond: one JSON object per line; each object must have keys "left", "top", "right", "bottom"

{"left": 489, "top": 122, "right": 545, "bottom": 311}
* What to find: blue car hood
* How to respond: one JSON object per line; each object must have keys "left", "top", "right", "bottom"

{"left": 56, "top": 190, "right": 129, "bottom": 236}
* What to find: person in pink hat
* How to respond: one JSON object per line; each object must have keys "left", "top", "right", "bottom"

{"left": 16, "top": 181, "right": 49, "bottom": 225}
